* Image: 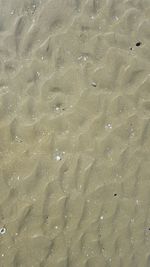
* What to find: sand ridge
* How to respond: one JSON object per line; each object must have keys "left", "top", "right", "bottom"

{"left": 0, "top": 0, "right": 150, "bottom": 266}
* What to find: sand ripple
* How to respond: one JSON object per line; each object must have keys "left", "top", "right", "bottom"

{"left": 0, "top": 0, "right": 150, "bottom": 266}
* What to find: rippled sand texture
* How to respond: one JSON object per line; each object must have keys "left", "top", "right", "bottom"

{"left": 0, "top": 0, "right": 150, "bottom": 266}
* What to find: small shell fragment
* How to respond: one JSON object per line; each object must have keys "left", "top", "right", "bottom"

{"left": 91, "top": 82, "right": 97, "bottom": 87}
{"left": 0, "top": 228, "right": 6, "bottom": 235}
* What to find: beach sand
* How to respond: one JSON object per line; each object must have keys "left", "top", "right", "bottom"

{"left": 0, "top": 0, "right": 150, "bottom": 266}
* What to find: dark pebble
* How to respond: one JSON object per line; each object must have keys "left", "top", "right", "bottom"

{"left": 136, "top": 42, "right": 142, "bottom": 47}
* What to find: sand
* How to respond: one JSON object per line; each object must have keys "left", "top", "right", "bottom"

{"left": 0, "top": 0, "right": 150, "bottom": 266}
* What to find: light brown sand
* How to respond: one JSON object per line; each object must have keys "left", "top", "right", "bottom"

{"left": 0, "top": 0, "right": 150, "bottom": 266}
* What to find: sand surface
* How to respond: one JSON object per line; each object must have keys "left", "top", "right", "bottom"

{"left": 0, "top": 0, "right": 150, "bottom": 266}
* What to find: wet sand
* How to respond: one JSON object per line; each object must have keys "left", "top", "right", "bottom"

{"left": 0, "top": 0, "right": 150, "bottom": 266}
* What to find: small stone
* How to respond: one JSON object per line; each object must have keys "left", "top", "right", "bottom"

{"left": 136, "top": 41, "right": 142, "bottom": 47}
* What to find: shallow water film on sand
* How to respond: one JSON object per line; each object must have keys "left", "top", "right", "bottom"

{"left": 0, "top": 0, "right": 150, "bottom": 266}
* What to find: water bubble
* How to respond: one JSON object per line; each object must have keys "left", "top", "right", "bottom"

{"left": 10, "top": 10, "right": 14, "bottom": 15}
{"left": 36, "top": 71, "right": 40, "bottom": 78}
{"left": 105, "top": 123, "right": 112, "bottom": 130}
